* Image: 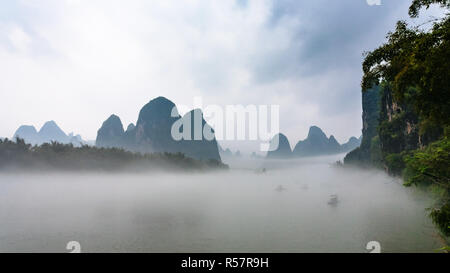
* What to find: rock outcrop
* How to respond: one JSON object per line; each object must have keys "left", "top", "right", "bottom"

{"left": 96, "top": 115, "right": 125, "bottom": 148}
{"left": 266, "top": 133, "right": 292, "bottom": 158}
{"left": 95, "top": 97, "right": 222, "bottom": 161}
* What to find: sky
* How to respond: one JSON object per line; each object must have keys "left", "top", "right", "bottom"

{"left": 0, "top": 0, "right": 446, "bottom": 152}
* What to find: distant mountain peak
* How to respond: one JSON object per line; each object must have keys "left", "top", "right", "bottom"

{"left": 266, "top": 133, "right": 292, "bottom": 159}
{"left": 137, "top": 97, "right": 179, "bottom": 126}
{"left": 102, "top": 115, "right": 124, "bottom": 132}
{"left": 329, "top": 135, "right": 339, "bottom": 144}
{"left": 126, "top": 123, "right": 135, "bottom": 132}
{"left": 15, "top": 125, "right": 37, "bottom": 134}
{"left": 38, "top": 120, "right": 68, "bottom": 143}
{"left": 152, "top": 96, "right": 173, "bottom": 103}
{"left": 147, "top": 96, "right": 176, "bottom": 109}
{"left": 95, "top": 115, "right": 125, "bottom": 148}
{"left": 39, "top": 120, "right": 64, "bottom": 131}
{"left": 96, "top": 96, "right": 221, "bottom": 161}
{"left": 13, "top": 121, "right": 85, "bottom": 146}
{"left": 13, "top": 125, "right": 40, "bottom": 145}
{"left": 189, "top": 108, "right": 203, "bottom": 115}
{"left": 293, "top": 126, "right": 358, "bottom": 157}
{"left": 41, "top": 120, "right": 57, "bottom": 127}
{"left": 308, "top": 126, "right": 327, "bottom": 139}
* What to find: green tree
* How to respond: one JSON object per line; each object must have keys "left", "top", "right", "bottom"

{"left": 359, "top": 1, "right": 450, "bottom": 235}
{"left": 409, "top": 0, "right": 450, "bottom": 17}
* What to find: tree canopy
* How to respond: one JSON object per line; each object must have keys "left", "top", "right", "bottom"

{"left": 409, "top": 0, "right": 450, "bottom": 17}
{"left": 362, "top": 8, "right": 449, "bottom": 129}
{"left": 359, "top": 0, "right": 450, "bottom": 237}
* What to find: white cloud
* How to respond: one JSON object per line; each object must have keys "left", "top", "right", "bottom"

{"left": 0, "top": 0, "right": 441, "bottom": 150}
{"left": 4, "top": 24, "right": 31, "bottom": 52}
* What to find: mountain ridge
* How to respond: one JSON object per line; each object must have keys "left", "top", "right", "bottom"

{"left": 13, "top": 121, "right": 86, "bottom": 146}
{"left": 266, "top": 126, "right": 361, "bottom": 158}
{"left": 96, "top": 97, "right": 221, "bottom": 161}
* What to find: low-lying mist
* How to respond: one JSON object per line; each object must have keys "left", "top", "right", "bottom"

{"left": 0, "top": 154, "right": 443, "bottom": 252}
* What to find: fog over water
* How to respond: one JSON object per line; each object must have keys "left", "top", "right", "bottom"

{"left": 0, "top": 154, "right": 443, "bottom": 252}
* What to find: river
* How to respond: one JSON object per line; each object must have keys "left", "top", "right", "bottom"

{"left": 0, "top": 154, "right": 443, "bottom": 252}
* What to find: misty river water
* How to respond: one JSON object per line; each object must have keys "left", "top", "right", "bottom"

{"left": 0, "top": 154, "right": 444, "bottom": 252}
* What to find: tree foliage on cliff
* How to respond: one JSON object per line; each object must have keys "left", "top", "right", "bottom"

{"left": 359, "top": 0, "right": 450, "bottom": 236}
{"left": 409, "top": 0, "right": 450, "bottom": 17}
{"left": 362, "top": 1, "right": 450, "bottom": 131}
{"left": 404, "top": 135, "right": 450, "bottom": 235}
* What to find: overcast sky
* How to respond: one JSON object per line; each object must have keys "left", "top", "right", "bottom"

{"left": 0, "top": 0, "right": 445, "bottom": 151}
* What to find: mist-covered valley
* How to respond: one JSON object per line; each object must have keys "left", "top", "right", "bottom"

{"left": 0, "top": 154, "right": 443, "bottom": 253}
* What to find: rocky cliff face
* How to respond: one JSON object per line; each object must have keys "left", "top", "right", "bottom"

{"left": 377, "top": 84, "right": 421, "bottom": 155}
{"left": 95, "top": 114, "right": 125, "bottom": 148}
{"left": 266, "top": 133, "right": 292, "bottom": 158}
{"left": 175, "top": 109, "right": 221, "bottom": 161}
{"left": 132, "top": 97, "right": 181, "bottom": 154}
{"left": 95, "top": 97, "right": 221, "bottom": 161}
{"left": 344, "top": 83, "right": 441, "bottom": 171}
{"left": 344, "top": 85, "right": 381, "bottom": 165}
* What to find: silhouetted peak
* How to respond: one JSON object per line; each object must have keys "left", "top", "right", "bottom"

{"left": 267, "top": 133, "right": 292, "bottom": 158}
{"left": 187, "top": 108, "right": 203, "bottom": 116}
{"left": 15, "top": 125, "right": 37, "bottom": 135}
{"left": 40, "top": 120, "right": 58, "bottom": 129}
{"left": 38, "top": 120, "right": 67, "bottom": 142}
{"left": 39, "top": 120, "right": 64, "bottom": 132}
{"left": 96, "top": 115, "right": 125, "bottom": 148}
{"left": 276, "top": 133, "right": 290, "bottom": 144}
{"left": 102, "top": 115, "right": 124, "bottom": 132}
{"left": 137, "top": 97, "right": 179, "bottom": 125}
{"left": 307, "top": 126, "right": 327, "bottom": 140}
{"left": 126, "top": 123, "right": 135, "bottom": 132}
{"left": 106, "top": 114, "right": 121, "bottom": 123}
{"left": 329, "top": 135, "right": 339, "bottom": 145}
{"left": 95, "top": 96, "right": 221, "bottom": 161}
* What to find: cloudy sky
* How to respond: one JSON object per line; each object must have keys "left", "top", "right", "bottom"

{"left": 0, "top": 0, "right": 444, "bottom": 151}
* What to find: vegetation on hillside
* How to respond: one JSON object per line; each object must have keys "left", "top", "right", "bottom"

{"left": 0, "top": 138, "right": 228, "bottom": 172}
{"left": 404, "top": 135, "right": 450, "bottom": 235}
{"left": 347, "top": 0, "right": 450, "bottom": 236}
{"left": 362, "top": 1, "right": 449, "bottom": 133}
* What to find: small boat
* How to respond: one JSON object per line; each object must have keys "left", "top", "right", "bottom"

{"left": 254, "top": 168, "right": 267, "bottom": 174}
{"left": 275, "top": 185, "right": 286, "bottom": 192}
{"left": 328, "top": 194, "right": 339, "bottom": 206}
